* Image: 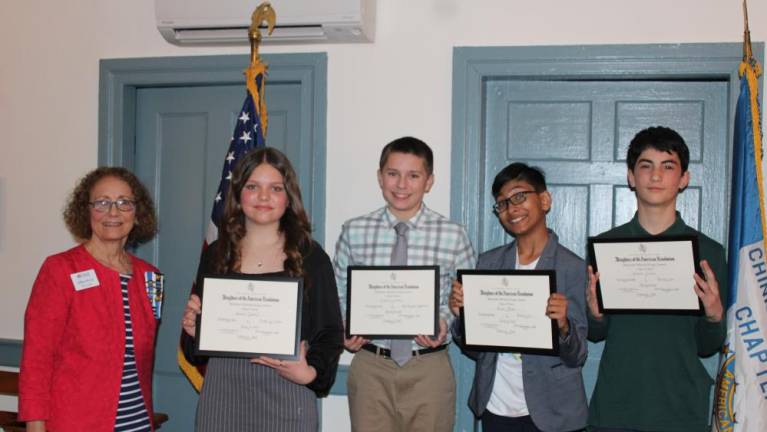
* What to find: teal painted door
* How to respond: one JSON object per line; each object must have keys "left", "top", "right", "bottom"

{"left": 457, "top": 78, "right": 728, "bottom": 430}
{"left": 133, "top": 82, "right": 305, "bottom": 431}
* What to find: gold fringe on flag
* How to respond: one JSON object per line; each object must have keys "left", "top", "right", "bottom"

{"left": 740, "top": 0, "right": 766, "bottom": 250}
{"left": 177, "top": 347, "right": 204, "bottom": 392}
{"left": 246, "top": 61, "right": 269, "bottom": 137}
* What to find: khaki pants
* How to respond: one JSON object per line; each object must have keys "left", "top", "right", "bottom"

{"left": 347, "top": 348, "right": 456, "bottom": 432}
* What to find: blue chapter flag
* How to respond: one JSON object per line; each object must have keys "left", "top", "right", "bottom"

{"left": 177, "top": 60, "right": 268, "bottom": 392}
{"left": 712, "top": 53, "right": 767, "bottom": 430}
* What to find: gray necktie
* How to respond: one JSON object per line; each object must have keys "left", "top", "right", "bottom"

{"left": 390, "top": 222, "right": 412, "bottom": 366}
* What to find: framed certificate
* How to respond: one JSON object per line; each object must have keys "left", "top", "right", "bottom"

{"left": 588, "top": 236, "right": 702, "bottom": 314}
{"left": 195, "top": 274, "right": 303, "bottom": 360}
{"left": 458, "top": 270, "right": 558, "bottom": 355}
{"left": 346, "top": 266, "right": 439, "bottom": 339}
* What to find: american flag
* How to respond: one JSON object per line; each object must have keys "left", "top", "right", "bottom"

{"left": 178, "top": 62, "right": 268, "bottom": 392}
{"left": 208, "top": 64, "right": 267, "bottom": 237}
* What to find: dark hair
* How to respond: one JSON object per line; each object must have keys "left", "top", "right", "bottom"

{"left": 491, "top": 163, "right": 547, "bottom": 198}
{"left": 379, "top": 136, "right": 434, "bottom": 175}
{"left": 213, "top": 147, "right": 312, "bottom": 281}
{"left": 626, "top": 126, "right": 690, "bottom": 172}
{"left": 63, "top": 167, "right": 158, "bottom": 245}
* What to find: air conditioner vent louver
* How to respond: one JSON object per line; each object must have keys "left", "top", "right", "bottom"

{"left": 156, "top": 0, "right": 375, "bottom": 45}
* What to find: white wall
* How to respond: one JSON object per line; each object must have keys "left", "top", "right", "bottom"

{"left": 1, "top": 0, "right": 765, "bottom": 341}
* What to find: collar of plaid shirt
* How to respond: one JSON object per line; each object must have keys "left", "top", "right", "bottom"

{"left": 381, "top": 203, "right": 426, "bottom": 230}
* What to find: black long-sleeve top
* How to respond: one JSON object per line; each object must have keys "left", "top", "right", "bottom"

{"left": 182, "top": 240, "right": 344, "bottom": 397}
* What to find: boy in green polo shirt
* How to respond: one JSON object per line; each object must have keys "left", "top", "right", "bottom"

{"left": 587, "top": 126, "right": 727, "bottom": 432}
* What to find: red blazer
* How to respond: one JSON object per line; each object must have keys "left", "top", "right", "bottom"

{"left": 19, "top": 244, "right": 160, "bottom": 431}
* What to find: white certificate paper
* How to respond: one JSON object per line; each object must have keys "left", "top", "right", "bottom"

{"left": 459, "top": 270, "right": 557, "bottom": 354}
{"left": 196, "top": 275, "right": 302, "bottom": 359}
{"left": 589, "top": 236, "right": 701, "bottom": 313}
{"left": 346, "top": 266, "right": 438, "bottom": 338}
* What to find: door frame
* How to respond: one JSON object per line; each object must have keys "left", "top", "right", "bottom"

{"left": 98, "top": 53, "right": 328, "bottom": 245}
{"left": 449, "top": 42, "right": 764, "bottom": 431}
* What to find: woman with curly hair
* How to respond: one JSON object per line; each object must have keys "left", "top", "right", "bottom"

{"left": 181, "top": 147, "right": 344, "bottom": 431}
{"left": 18, "top": 167, "right": 162, "bottom": 432}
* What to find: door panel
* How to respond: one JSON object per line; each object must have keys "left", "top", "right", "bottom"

{"left": 134, "top": 82, "right": 303, "bottom": 431}
{"left": 481, "top": 79, "right": 729, "bottom": 405}
{"left": 484, "top": 80, "right": 728, "bottom": 256}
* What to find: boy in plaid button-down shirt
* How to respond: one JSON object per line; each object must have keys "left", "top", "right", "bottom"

{"left": 334, "top": 136, "right": 476, "bottom": 431}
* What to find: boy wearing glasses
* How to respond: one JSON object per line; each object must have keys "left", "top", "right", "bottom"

{"left": 586, "top": 126, "right": 726, "bottom": 431}
{"left": 334, "top": 136, "right": 476, "bottom": 431}
{"left": 449, "top": 162, "right": 588, "bottom": 432}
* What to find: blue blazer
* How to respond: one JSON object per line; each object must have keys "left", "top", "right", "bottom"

{"left": 452, "top": 231, "right": 588, "bottom": 432}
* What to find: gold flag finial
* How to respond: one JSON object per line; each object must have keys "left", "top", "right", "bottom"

{"left": 743, "top": 0, "right": 753, "bottom": 62}
{"left": 250, "top": 2, "right": 276, "bottom": 66}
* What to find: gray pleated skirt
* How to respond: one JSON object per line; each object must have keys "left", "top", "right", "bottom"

{"left": 195, "top": 357, "right": 318, "bottom": 432}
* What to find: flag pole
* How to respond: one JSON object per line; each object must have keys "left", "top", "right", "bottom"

{"left": 249, "top": 2, "right": 276, "bottom": 67}
{"left": 177, "top": 1, "right": 276, "bottom": 393}
{"left": 742, "top": 0, "right": 753, "bottom": 62}
{"left": 246, "top": 2, "right": 275, "bottom": 138}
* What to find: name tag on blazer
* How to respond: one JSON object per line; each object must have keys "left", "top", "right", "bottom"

{"left": 70, "top": 269, "right": 99, "bottom": 291}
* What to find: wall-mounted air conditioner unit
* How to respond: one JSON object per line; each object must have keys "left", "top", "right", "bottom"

{"left": 156, "top": 0, "right": 375, "bottom": 45}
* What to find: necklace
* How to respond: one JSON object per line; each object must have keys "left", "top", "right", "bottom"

{"left": 242, "top": 249, "right": 286, "bottom": 273}
{"left": 242, "top": 233, "right": 285, "bottom": 272}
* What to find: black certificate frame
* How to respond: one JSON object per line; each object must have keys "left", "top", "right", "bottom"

{"left": 587, "top": 235, "right": 703, "bottom": 315}
{"left": 346, "top": 265, "right": 440, "bottom": 339}
{"left": 194, "top": 273, "right": 303, "bottom": 360}
{"left": 458, "top": 269, "right": 559, "bottom": 355}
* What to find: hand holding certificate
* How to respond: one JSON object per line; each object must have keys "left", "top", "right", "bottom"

{"left": 588, "top": 236, "right": 702, "bottom": 314}
{"left": 346, "top": 266, "right": 439, "bottom": 339}
{"left": 458, "top": 270, "right": 558, "bottom": 354}
{"left": 195, "top": 274, "right": 303, "bottom": 360}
